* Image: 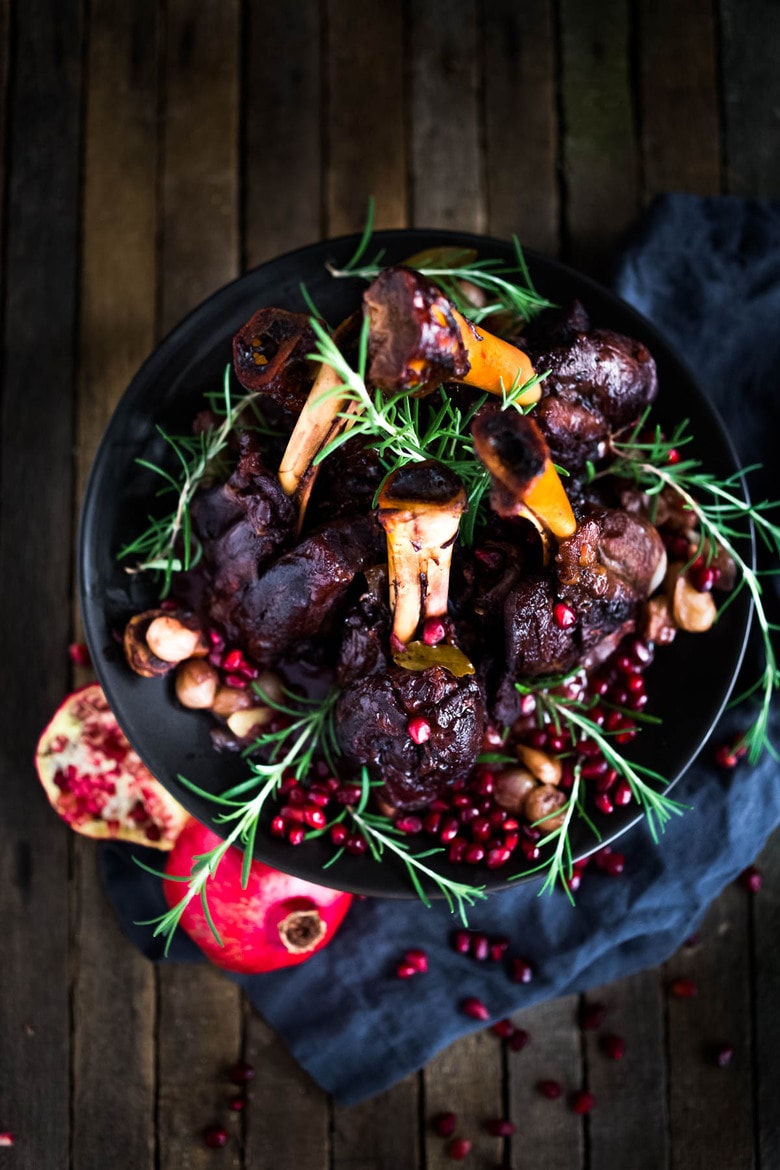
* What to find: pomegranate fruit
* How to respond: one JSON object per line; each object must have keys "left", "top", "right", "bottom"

{"left": 163, "top": 819, "right": 353, "bottom": 973}
{"left": 34, "top": 683, "right": 187, "bottom": 847}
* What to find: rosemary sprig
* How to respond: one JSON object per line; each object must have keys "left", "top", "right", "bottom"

{"left": 329, "top": 231, "right": 554, "bottom": 326}
{"left": 608, "top": 419, "right": 780, "bottom": 763}
{"left": 118, "top": 366, "right": 262, "bottom": 595}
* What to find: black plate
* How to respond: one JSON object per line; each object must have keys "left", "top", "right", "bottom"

{"left": 79, "top": 230, "right": 753, "bottom": 899}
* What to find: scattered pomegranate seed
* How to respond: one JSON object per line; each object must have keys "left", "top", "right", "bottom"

{"left": 447, "top": 1137, "right": 473, "bottom": 1160}
{"left": 68, "top": 642, "right": 91, "bottom": 666}
{"left": 511, "top": 957, "right": 533, "bottom": 984}
{"left": 287, "top": 825, "right": 305, "bottom": 846}
{"left": 593, "top": 792, "right": 614, "bottom": 815}
{"left": 461, "top": 995, "right": 491, "bottom": 1021}
{"left": 714, "top": 1042, "right": 735, "bottom": 1068}
{"left": 408, "top": 716, "right": 432, "bottom": 744}
{"left": 537, "top": 1079, "right": 562, "bottom": 1100}
{"left": 491, "top": 1018, "right": 515, "bottom": 1039}
{"left": 395, "top": 814, "right": 423, "bottom": 834}
{"left": 452, "top": 929, "right": 472, "bottom": 956}
{"left": 222, "top": 648, "right": 245, "bottom": 672}
{"left": 229, "top": 1060, "right": 256, "bottom": 1084}
{"left": 488, "top": 936, "right": 509, "bottom": 961}
{"left": 470, "top": 932, "right": 489, "bottom": 961}
{"left": 690, "top": 563, "right": 720, "bottom": 592}
{"left": 601, "top": 1033, "right": 626, "bottom": 1060}
{"left": 329, "top": 823, "right": 348, "bottom": 846}
{"left": 344, "top": 832, "right": 368, "bottom": 855}
{"left": 203, "top": 1124, "right": 229, "bottom": 1149}
{"left": 485, "top": 1118, "right": 516, "bottom": 1136}
{"left": 669, "top": 977, "right": 698, "bottom": 999}
{"left": 228, "top": 1095, "right": 246, "bottom": 1111}
{"left": 553, "top": 601, "right": 577, "bottom": 629}
{"left": 396, "top": 961, "right": 419, "bottom": 979}
{"left": 612, "top": 779, "right": 633, "bottom": 807}
{"left": 404, "top": 948, "right": 428, "bottom": 973}
{"left": 422, "top": 617, "right": 447, "bottom": 645}
{"left": 508, "top": 1028, "right": 531, "bottom": 1052}
{"left": 739, "top": 864, "right": 762, "bottom": 893}
{"left": 433, "top": 1111, "right": 458, "bottom": 1137}
{"left": 570, "top": 1089, "right": 595, "bottom": 1115}
{"left": 580, "top": 1001, "right": 607, "bottom": 1030}
{"left": 666, "top": 448, "right": 681, "bottom": 464}
{"left": 0, "top": 1133, "right": 14, "bottom": 1148}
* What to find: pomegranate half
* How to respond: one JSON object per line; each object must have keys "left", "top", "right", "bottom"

{"left": 35, "top": 683, "right": 188, "bottom": 847}
{"left": 164, "top": 818, "right": 353, "bottom": 973}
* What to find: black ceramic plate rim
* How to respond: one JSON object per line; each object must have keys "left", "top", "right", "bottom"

{"left": 79, "top": 228, "right": 754, "bottom": 900}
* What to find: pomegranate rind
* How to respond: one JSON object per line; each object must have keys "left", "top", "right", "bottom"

{"left": 34, "top": 683, "right": 188, "bottom": 849}
{"left": 164, "top": 819, "right": 353, "bottom": 973}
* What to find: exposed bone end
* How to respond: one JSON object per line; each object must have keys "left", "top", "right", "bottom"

{"left": 365, "top": 266, "right": 471, "bottom": 396}
{"left": 455, "top": 315, "right": 539, "bottom": 402}
{"left": 472, "top": 410, "right": 576, "bottom": 540}
{"left": 233, "top": 307, "right": 317, "bottom": 414}
{"left": 378, "top": 461, "right": 467, "bottom": 644}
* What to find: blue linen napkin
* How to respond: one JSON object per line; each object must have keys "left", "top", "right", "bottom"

{"left": 101, "top": 195, "right": 780, "bottom": 1106}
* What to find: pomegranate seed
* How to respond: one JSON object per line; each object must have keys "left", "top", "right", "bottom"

{"left": 222, "top": 648, "right": 244, "bottom": 672}
{"left": 714, "top": 1042, "right": 735, "bottom": 1068}
{"left": 453, "top": 929, "right": 472, "bottom": 956}
{"left": 527, "top": 728, "right": 548, "bottom": 748}
{"left": 203, "top": 1124, "right": 229, "bottom": 1148}
{"left": 491, "top": 1018, "right": 515, "bottom": 1039}
{"left": 600, "top": 851, "right": 625, "bottom": 877}
{"left": 628, "top": 638, "right": 654, "bottom": 667}
{"left": 423, "top": 810, "right": 442, "bottom": 834}
{"left": 594, "top": 792, "right": 614, "bottom": 815}
{"left": 344, "top": 833, "right": 368, "bottom": 855}
{"left": 667, "top": 448, "right": 681, "bottom": 464}
{"left": 471, "top": 771, "right": 494, "bottom": 796}
{"left": 68, "top": 641, "right": 91, "bottom": 666}
{"left": 229, "top": 1060, "right": 256, "bottom": 1084}
{"left": 580, "top": 1001, "right": 607, "bottom": 1030}
{"left": 518, "top": 692, "right": 537, "bottom": 716}
{"left": 208, "top": 628, "right": 225, "bottom": 649}
{"left": 739, "top": 864, "right": 762, "bottom": 893}
{"left": 470, "top": 932, "right": 490, "bottom": 961}
{"left": 448, "top": 838, "right": 468, "bottom": 863}
{"left": 627, "top": 673, "right": 645, "bottom": 694}
{"left": 690, "top": 564, "right": 719, "bottom": 592}
{"left": 471, "top": 816, "right": 492, "bottom": 842}
{"left": 461, "top": 996, "right": 491, "bottom": 1021}
{"left": 408, "top": 716, "right": 432, "bottom": 744}
{"left": 537, "top": 1079, "right": 562, "bottom": 1100}
{"left": 404, "top": 948, "right": 428, "bottom": 973}
{"left": 508, "top": 1028, "right": 530, "bottom": 1052}
{"left": 612, "top": 779, "right": 633, "bottom": 806}
{"left": 303, "top": 805, "right": 327, "bottom": 829}
{"left": 485, "top": 1118, "right": 516, "bottom": 1136}
{"left": 669, "top": 977, "right": 698, "bottom": 999}
{"left": 334, "top": 783, "right": 363, "bottom": 805}
{"left": 395, "top": 814, "right": 423, "bottom": 834}
{"left": 602, "top": 1033, "right": 626, "bottom": 1060}
{"left": 553, "top": 601, "right": 577, "bottom": 629}
{"left": 511, "top": 957, "right": 533, "bottom": 984}
{"left": 582, "top": 759, "right": 609, "bottom": 780}
{"left": 564, "top": 871, "right": 582, "bottom": 892}
{"left": 489, "top": 936, "right": 509, "bottom": 961}
{"left": 422, "top": 617, "right": 447, "bottom": 645}
{"left": 228, "top": 1095, "right": 246, "bottom": 1111}
{"left": 570, "top": 1089, "right": 595, "bottom": 1115}
{"left": 714, "top": 744, "right": 740, "bottom": 768}
{"left": 396, "top": 961, "right": 419, "bottom": 979}
{"left": 224, "top": 672, "right": 248, "bottom": 689}
{"left": 447, "top": 1137, "right": 472, "bottom": 1160}
{"left": 287, "top": 826, "right": 305, "bottom": 845}
{"left": 440, "top": 815, "right": 460, "bottom": 844}
{"left": 465, "top": 844, "right": 485, "bottom": 864}
{"left": 596, "top": 768, "right": 618, "bottom": 792}
{"left": 329, "top": 823, "right": 348, "bottom": 846}
{"left": 0, "top": 1134, "right": 15, "bottom": 1148}
{"left": 433, "top": 1111, "right": 458, "bottom": 1137}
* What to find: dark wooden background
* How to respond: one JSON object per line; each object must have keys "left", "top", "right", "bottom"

{"left": 1, "top": 2, "right": 778, "bottom": 1167}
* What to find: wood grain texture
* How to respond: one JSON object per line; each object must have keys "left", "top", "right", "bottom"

{"left": 720, "top": 0, "right": 780, "bottom": 196}
{"left": 409, "top": 0, "right": 485, "bottom": 233}
{"left": 0, "top": 2, "right": 84, "bottom": 1167}
{"left": 637, "top": 0, "right": 721, "bottom": 200}
{"left": 326, "top": 0, "right": 406, "bottom": 235}
{"left": 333, "top": 1076, "right": 420, "bottom": 1170}
{"left": 244, "top": 1011, "right": 329, "bottom": 1170}
{"left": 424, "top": 1030, "right": 503, "bottom": 1168}
{"left": 70, "top": 5, "right": 161, "bottom": 1167}
{"left": 584, "top": 970, "right": 668, "bottom": 1170}
{"left": 483, "top": 0, "right": 560, "bottom": 254}
{"left": 506, "top": 996, "right": 584, "bottom": 1170}
{"left": 665, "top": 889, "right": 754, "bottom": 1170}
{"left": 244, "top": 0, "right": 323, "bottom": 265}
{"left": 160, "top": 0, "right": 241, "bottom": 331}
{"left": 751, "top": 832, "right": 780, "bottom": 1169}
{"left": 558, "top": 0, "right": 639, "bottom": 272}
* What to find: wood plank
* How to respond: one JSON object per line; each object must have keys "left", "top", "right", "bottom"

{"left": 720, "top": 0, "right": 780, "bottom": 196}
{"left": 506, "top": 996, "right": 584, "bottom": 1170}
{"left": 637, "top": 0, "right": 721, "bottom": 200}
{"left": 244, "top": 0, "right": 323, "bottom": 265}
{"left": 244, "top": 1012, "right": 329, "bottom": 1170}
{"left": 333, "top": 1076, "right": 420, "bottom": 1170}
{"left": 156, "top": 4, "right": 244, "bottom": 1168}
{"left": 424, "top": 1031, "right": 504, "bottom": 1168}
{"left": 409, "top": 0, "right": 485, "bottom": 232}
{"left": 159, "top": 0, "right": 241, "bottom": 332}
{"left": 0, "top": 3, "right": 84, "bottom": 1169}
{"left": 326, "top": 0, "right": 406, "bottom": 235}
{"left": 583, "top": 970, "right": 668, "bottom": 1170}
{"left": 0, "top": 0, "right": 9, "bottom": 272}
{"left": 483, "top": 0, "right": 559, "bottom": 255}
{"left": 70, "top": 4, "right": 161, "bottom": 1167}
{"left": 664, "top": 887, "right": 754, "bottom": 1170}
{"left": 558, "top": 0, "right": 639, "bottom": 273}
{"left": 750, "top": 830, "right": 780, "bottom": 1169}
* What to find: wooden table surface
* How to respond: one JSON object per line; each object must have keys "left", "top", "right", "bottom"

{"left": 2, "top": 2, "right": 779, "bottom": 1167}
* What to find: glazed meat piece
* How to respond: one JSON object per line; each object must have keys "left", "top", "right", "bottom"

{"left": 215, "top": 514, "right": 385, "bottom": 665}
{"left": 307, "top": 435, "right": 385, "bottom": 525}
{"left": 557, "top": 507, "right": 667, "bottom": 600}
{"left": 335, "top": 665, "right": 486, "bottom": 808}
{"left": 335, "top": 567, "right": 392, "bottom": 687}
